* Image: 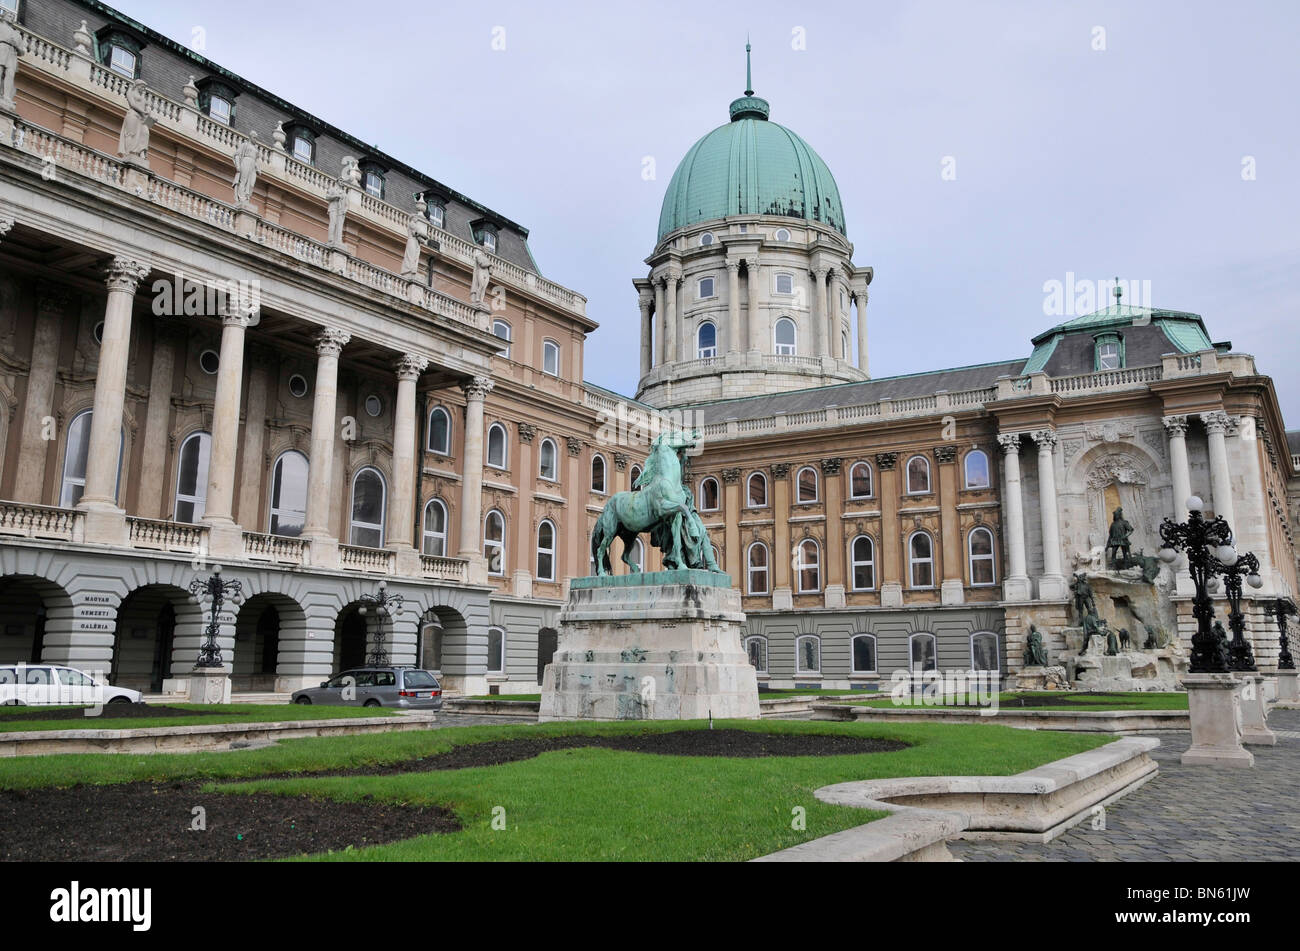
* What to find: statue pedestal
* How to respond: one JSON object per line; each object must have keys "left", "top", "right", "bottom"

{"left": 539, "top": 570, "right": 760, "bottom": 722}
{"left": 1277, "top": 670, "right": 1299, "bottom": 703}
{"left": 1236, "top": 673, "right": 1276, "bottom": 746}
{"left": 1182, "top": 673, "right": 1253, "bottom": 767}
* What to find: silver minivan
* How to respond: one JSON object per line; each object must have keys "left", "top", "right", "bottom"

{"left": 291, "top": 667, "right": 442, "bottom": 710}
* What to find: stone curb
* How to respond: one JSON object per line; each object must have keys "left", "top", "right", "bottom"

{"left": 753, "top": 736, "right": 1159, "bottom": 862}
{"left": 812, "top": 703, "right": 1189, "bottom": 733}
{"left": 0, "top": 713, "right": 438, "bottom": 756}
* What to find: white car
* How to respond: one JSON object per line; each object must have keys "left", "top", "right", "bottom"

{"left": 0, "top": 664, "right": 143, "bottom": 707}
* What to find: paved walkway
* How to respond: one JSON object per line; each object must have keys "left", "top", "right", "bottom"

{"left": 952, "top": 708, "right": 1300, "bottom": 862}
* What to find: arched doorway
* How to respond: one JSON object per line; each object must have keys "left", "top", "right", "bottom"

{"left": 333, "top": 606, "right": 369, "bottom": 672}
{"left": 0, "top": 576, "right": 59, "bottom": 666}
{"left": 112, "top": 585, "right": 193, "bottom": 693}
{"left": 417, "top": 608, "right": 444, "bottom": 673}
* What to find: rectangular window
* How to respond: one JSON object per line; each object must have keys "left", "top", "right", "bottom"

{"left": 775, "top": 273, "right": 794, "bottom": 295}
{"left": 293, "top": 136, "right": 313, "bottom": 163}
{"left": 364, "top": 172, "right": 384, "bottom": 198}
{"left": 428, "top": 204, "right": 444, "bottom": 229}
{"left": 487, "top": 629, "right": 504, "bottom": 673}
{"left": 108, "top": 45, "right": 137, "bottom": 78}
{"left": 208, "top": 97, "right": 232, "bottom": 125}
{"left": 482, "top": 231, "right": 497, "bottom": 253}
{"left": 698, "top": 277, "right": 715, "bottom": 298}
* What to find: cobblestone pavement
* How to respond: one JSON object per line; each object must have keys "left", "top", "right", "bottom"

{"left": 951, "top": 709, "right": 1300, "bottom": 862}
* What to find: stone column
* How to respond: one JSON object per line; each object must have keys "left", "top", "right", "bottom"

{"left": 1163, "top": 415, "right": 1192, "bottom": 518}
{"left": 666, "top": 271, "right": 683, "bottom": 364}
{"left": 638, "top": 290, "right": 653, "bottom": 376}
{"left": 387, "top": 353, "right": 428, "bottom": 574}
{"left": 1033, "top": 429, "right": 1068, "bottom": 600}
{"left": 827, "top": 272, "right": 841, "bottom": 359}
{"left": 855, "top": 288, "right": 869, "bottom": 373}
{"left": 14, "top": 290, "right": 68, "bottom": 503}
{"left": 771, "top": 463, "right": 792, "bottom": 609}
{"left": 512, "top": 423, "right": 536, "bottom": 597}
{"left": 301, "top": 328, "right": 350, "bottom": 565}
{"left": 746, "top": 259, "right": 763, "bottom": 352}
{"left": 457, "top": 375, "right": 493, "bottom": 584}
{"left": 999, "top": 433, "right": 1030, "bottom": 601}
{"left": 722, "top": 468, "right": 741, "bottom": 581}
{"left": 135, "top": 326, "right": 181, "bottom": 518}
{"left": 235, "top": 352, "right": 271, "bottom": 528}
{"left": 726, "top": 260, "right": 741, "bottom": 354}
{"left": 822, "top": 458, "right": 845, "bottom": 608}
{"left": 1202, "top": 410, "right": 1237, "bottom": 534}
{"left": 877, "top": 453, "right": 903, "bottom": 607}
{"left": 811, "top": 266, "right": 829, "bottom": 357}
{"left": 202, "top": 304, "right": 253, "bottom": 558}
{"left": 654, "top": 278, "right": 668, "bottom": 366}
{"left": 1233, "top": 414, "right": 1275, "bottom": 592}
{"left": 79, "top": 257, "right": 149, "bottom": 543}
{"left": 936, "top": 445, "right": 963, "bottom": 605}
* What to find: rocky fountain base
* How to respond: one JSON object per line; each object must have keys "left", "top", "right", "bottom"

{"left": 1064, "top": 632, "right": 1183, "bottom": 692}
{"left": 539, "top": 569, "right": 760, "bottom": 722}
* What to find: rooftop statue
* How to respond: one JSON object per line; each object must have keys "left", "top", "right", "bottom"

{"left": 117, "top": 80, "right": 156, "bottom": 165}
{"left": 231, "top": 132, "right": 259, "bottom": 209}
{"left": 591, "top": 429, "right": 720, "bottom": 575}
{"left": 470, "top": 250, "right": 492, "bottom": 307}
{"left": 0, "top": 9, "right": 21, "bottom": 112}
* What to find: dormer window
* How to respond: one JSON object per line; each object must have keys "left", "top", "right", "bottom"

{"left": 96, "top": 27, "right": 145, "bottom": 79}
{"left": 196, "top": 78, "right": 239, "bottom": 127}
{"left": 425, "top": 197, "right": 446, "bottom": 230}
{"left": 283, "top": 124, "right": 317, "bottom": 165}
{"left": 358, "top": 161, "right": 387, "bottom": 200}
{"left": 471, "top": 219, "right": 500, "bottom": 253}
{"left": 481, "top": 231, "right": 497, "bottom": 252}
{"left": 1094, "top": 332, "right": 1124, "bottom": 371}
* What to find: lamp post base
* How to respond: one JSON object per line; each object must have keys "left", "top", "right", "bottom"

{"left": 1235, "top": 673, "right": 1276, "bottom": 746}
{"left": 1181, "top": 673, "right": 1254, "bottom": 767}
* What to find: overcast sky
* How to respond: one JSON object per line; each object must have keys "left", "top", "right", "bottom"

{"left": 109, "top": 0, "right": 1300, "bottom": 424}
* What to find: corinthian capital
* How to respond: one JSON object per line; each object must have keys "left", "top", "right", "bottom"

{"left": 997, "top": 432, "right": 1023, "bottom": 455}
{"left": 0, "top": 217, "right": 14, "bottom": 242}
{"left": 1161, "top": 414, "right": 1189, "bottom": 437}
{"left": 1032, "top": 429, "right": 1058, "bottom": 452}
{"left": 314, "top": 327, "right": 351, "bottom": 357}
{"left": 105, "top": 256, "right": 150, "bottom": 294}
{"left": 1201, "top": 410, "right": 1234, "bottom": 435}
{"left": 395, "top": 353, "right": 429, "bottom": 381}
{"left": 462, "top": 375, "right": 494, "bottom": 402}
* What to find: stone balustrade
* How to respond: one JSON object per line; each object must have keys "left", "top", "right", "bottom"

{"left": 339, "top": 544, "right": 396, "bottom": 574}
{"left": 126, "top": 516, "right": 208, "bottom": 553}
{"left": 242, "top": 531, "right": 309, "bottom": 565}
{"left": 0, "top": 502, "right": 84, "bottom": 542}
{"left": 11, "top": 22, "right": 588, "bottom": 319}
{"left": 421, "top": 554, "right": 470, "bottom": 584}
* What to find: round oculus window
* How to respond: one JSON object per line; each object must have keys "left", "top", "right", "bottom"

{"left": 199, "top": 349, "right": 220, "bottom": 374}
{"left": 289, "top": 374, "right": 309, "bottom": 398}
{"left": 364, "top": 394, "right": 384, "bottom": 417}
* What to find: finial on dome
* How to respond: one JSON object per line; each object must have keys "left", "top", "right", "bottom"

{"left": 745, "top": 37, "right": 753, "bottom": 96}
{"left": 730, "top": 38, "right": 770, "bottom": 121}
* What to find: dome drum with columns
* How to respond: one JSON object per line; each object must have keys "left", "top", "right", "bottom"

{"left": 635, "top": 48, "right": 872, "bottom": 408}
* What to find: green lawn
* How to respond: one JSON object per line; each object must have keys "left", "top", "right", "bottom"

{"left": 0, "top": 718, "right": 1111, "bottom": 861}
{"left": 843, "top": 691, "right": 1189, "bottom": 711}
{"left": 461, "top": 695, "right": 541, "bottom": 702}
{"left": 0, "top": 702, "right": 397, "bottom": 733}
{"left": 758, "top": 689, "right": 880, "bottom": 699}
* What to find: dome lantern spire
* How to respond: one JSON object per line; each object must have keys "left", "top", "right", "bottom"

{"left": 729, "top": 39, "right": 770, "bottom": 121}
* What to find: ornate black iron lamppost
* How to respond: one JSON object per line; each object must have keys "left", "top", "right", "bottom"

{"left": 1213, "top": 548, "right": 1264, "bottom": 671}
{"left": 1158, "top": 496, "right": 1235, "bottom": 673}
{"left": 1266, "top": 598, "right": 1297, "bottom": 671}
{"left": 359, "top": 580, "right": 406, "bottom": 666}
{"left": 187, "top": 564, "right": 243, "bottom": 668}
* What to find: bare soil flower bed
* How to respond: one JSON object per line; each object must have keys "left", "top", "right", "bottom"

{"left": 0, "top": 703, "right": 229, "bottom": 722}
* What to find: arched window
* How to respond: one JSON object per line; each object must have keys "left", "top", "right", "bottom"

{"left": 349, "top": 467, "right": 386, "bottom": 547}
{"left": 487, "top": 626, "right": 505, "bottom": 673}
{"left": 427, "top": 407, "right": 451, "bottom": 455}
{"left": 850, "top": 535, "right": 876, "bottom": 591}
{"left": 745, "top": 635, "right": 768, "bottom": 673}
{"left": 492, "top": 319, "right": 512, "bottom": 358}
{"left": 849, "top": 461, "right": 873, "bottom": 499}
{"left": 747, "top": 542, "right": 769, "bottom": 595}
{"left": 796, "top": 466, "right": 818, "bottom": 503}
{"left": 774, "top": 317, "right": 797, "bottom": 356}
{"left": 591, "top": 454, "right": 607, "bottom": 493}
{"left": 422, "top": 499, "right": 448, "bottom": 556}
{"left": 796, "top": 539, "right": 820, "bottom": 593}
{"left": 699, "top": 477, "right": 720, "bottom": 511}
{"left": 971, "top": 632, "right": 1000, "bottom": 673}
{"left": 542, "top": 340, "right": 560, "bottom": 376}
{"left": 852, "top": 634, "right": 877, "bottom": 674}
{"left": 910, "top": 633, "right": 937, "bottom": 672}
{"left": 909, "top": 531, "right": 935, "bottom": 588}
{"left": 484, "top": 510, "right": 505, "bottom": 576}
{"left": 269, "top": 450, "right": 309, "bottom": 537}
{"left": 630, "top": 464, "right": 643, "bottom": 486}
{"left": 969, "top": 526, "right": 996, "bottom": 586}
{"left": 487, "top": 423, "right": 507, "bottom": 469}
{"left": 539, "top": 438, "right": 558, "bottom": 481}
{"left": 697, "top": 321, "right": 717, "bottom": 359}
{"left": 747, "top": 471, "right": 767, "bottom": 508}
{"left": 60, "top": 409, "right": 123, "bottom": 507}
{"left": 173, "top": 431, "right": 212, "bottom": 523}
{"left": 796, "top": 635, "right": 821, "bottom": 673}
{"left": 964, "top": 449, "right": 990, "bottom": 489}
{"left": 536, "top": 519, "right": 556, "bottom": 581}
{"left": 906, "top": 455, "right": 931, "bottom": 494}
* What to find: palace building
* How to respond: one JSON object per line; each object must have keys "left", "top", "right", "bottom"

{"left": 0, "top": 0, "right": 1296, "bottom": 700}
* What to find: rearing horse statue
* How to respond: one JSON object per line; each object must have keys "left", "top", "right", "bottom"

{"left": 590, "top": 429, "right": 721, "bottom": 576}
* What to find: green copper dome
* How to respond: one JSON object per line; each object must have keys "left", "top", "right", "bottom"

{"left": 657, "top": 48, "right": 846, "bottom": 241}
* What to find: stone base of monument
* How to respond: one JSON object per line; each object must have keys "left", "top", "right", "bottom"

{"left": 539, "top": 569, "right": 760, "bottom": 721}
{"left": 1013, "top": 665, "right": 1070, "bottom": 690}
{"left": 1277, "top": 670, "right": 1299, "bottom": 703}
{"left": 186, "top": 667, "right": 232, "bottom": 704}
{"left": 1063, "top": 631, "right": 1182, "bottom": 691}
{"left": 1235, "top": 673, "right": 1276, "bottom": 746}
{"left": 1182, "top": 673, "right": 1253, "bottom": 767}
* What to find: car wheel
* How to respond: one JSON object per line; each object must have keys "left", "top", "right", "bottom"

{"left": 107, "top": 696, "right": 131, "bottom": 705}
{"left": 363, "top": 699, "right": 381, "bottom": 707}
{"left": 294, "top": 696, "right": 312, "bottom": 705}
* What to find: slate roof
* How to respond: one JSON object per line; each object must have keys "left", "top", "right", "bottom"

{"left": 1287, "top": 431, "right": 1300, "bottom": 456}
